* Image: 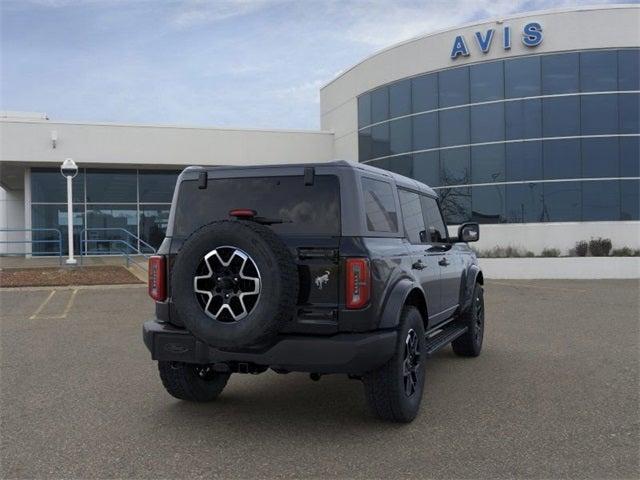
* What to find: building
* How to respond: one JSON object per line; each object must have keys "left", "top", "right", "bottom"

{"left": 1, "top": 5, "right": 638, "bottom": 256}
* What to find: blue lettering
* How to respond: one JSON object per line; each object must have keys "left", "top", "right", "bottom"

{"left": 522, "top": 22, "right": 543, "bottom": 47}
{"left": 475, "top": 29, "right": 494, "bottom": 53}
{"left": 503, "top": 26, "right": 511, "bottom": 50}
{"left": 450, "top": 35, "right": 470, "bottom": 59}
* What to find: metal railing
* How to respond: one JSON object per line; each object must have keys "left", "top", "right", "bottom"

{"left": 0, "top": 228, "right": 64, "bottom": 264}
{"left": 79, "top": 228, "right": 156, "bottom": 270}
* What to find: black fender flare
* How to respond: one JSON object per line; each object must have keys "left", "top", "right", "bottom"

{"left": 460, "top": 265, "right": 483, "bottom": 312}
{"left": 378, "top": 278, "right": 427, "bottom": 329}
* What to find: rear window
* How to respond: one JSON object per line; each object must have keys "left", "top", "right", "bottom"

{"left": 174, "top": 175, "right": 341, "bottom": 236}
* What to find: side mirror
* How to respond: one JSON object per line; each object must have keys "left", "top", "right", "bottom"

{"left": 458, "top": 223, "right": 479, "bottom": 243}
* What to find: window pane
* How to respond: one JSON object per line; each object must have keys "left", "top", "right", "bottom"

{"left": 439, "top": 187, "right": 471, "bottom": 224}
{"left": 421, "top": 195, "right": 448, "bottom": 241}
{"left": 86, "top": 205, "right": 138, "bottom": 254}
{"left": 470, "top": 61, "right": 504, "bottom": 102}
{"left": 471, "top": 185, "right": 505, "bottom": 224}
{"left": 413, "top": 152, "right": 440, "bottom": 187}
{"left": 439, "top": 67, "right": 469, "bottom": 108}
{"left": 619, "top": 49, "right": 640, "bottom": 91}
{"left": 470, "top": 103, "right": 504, "bottom": 143}
{"left": 543, "top": 139, "right": 581, "bottom": 179}
{"left": 543, "top": 182, "right": 581, "bottom": 222}
{"left": 140, "top": 204, "right": 170, "bottom": 250}
{"left": 506, "top": 141, "right": 543, "bottom": 182}
{"left": 358, "top": 94, "right": 371, "bottom": 128}
{"left": 620, "top": 136, "right": 640, "bottom": 177}
{"left": 139, "top": 170, "right": 179, "bottom": 203}
{"left": 412, "top": 112, "right": 438, "bottom": 150}
{"left": 31, "top": 204, "right": 84, "bottom": 255}
{"left": 542, "top": 52, "right": 579, "bottom": 94}
{"left": 621, "top": 180, "right": 640, "bottom": 220}
{"left": 390, "top": 79, "right": 411, "bottom": 118}
{"left": 505, "top": 98, "right": 542, "bottom": 140}
{"left": 31, "top": 168, "right": 84, "bottom": 203}
{"left": 362, "top": 178, "right": 398, "bottom": 232}
{"left": 582, "top": 137, "right": 619, "bottom": 178}
{"left": 439, "top": 108, "right": 469, "bottom": 147}
{"left": 505, "top": 56, "right": 541, "bottom": 98}
{"left": 361, "top": 177, "right": 398, "bottom": 232}
{"left": 412, "top": 73, "right": 438, "bottom": 113}
{"left": 389, "top": 117, "right": 412, "bottom": 155}
{"left": 399, "top": 189, "right": 426, "bottom": 243}
{"left": 543, "top": 97, "right": 580, "bottom": 137}
{"left": 86, "top": 169, "right": 136, "bottom": 203}
{"left": 440, "top": 147, "right": 470, "bottom": 186}
{"left": 506, "top": 183, "right": 543, "bottom": 223}
{"left": 359, "top": 128, "right": 372, "bottom": 162}
{"left": 371, "top": 123, "right": 390, "bottom": 158}
{"left": 580, "top": 51, "right": 617, "bottom": 92}
{"left": 619, "top": 93, "right": 639, "bottom": 134}
{"left": 370, "top": 87, "right": 389, "bottom": 123}
{"left": 471, "top": 144, "right": 505, "bottom": 184}
{"left": 582, "top": 181, "right": 620, "bottom": 221}
{"left": 581, "top": 94, "right": 618, "bottom": 135}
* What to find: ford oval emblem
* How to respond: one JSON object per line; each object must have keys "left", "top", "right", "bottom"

{"left": 164, "top": 342, "right": 190, "bottom": 354}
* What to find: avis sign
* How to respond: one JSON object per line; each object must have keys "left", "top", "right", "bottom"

{"left": 450, "top": 22, "right": 543, "bottom": 59}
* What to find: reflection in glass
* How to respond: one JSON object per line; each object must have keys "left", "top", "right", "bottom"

{"left": 506, "top": 142, "right": 543, "bottom": 182}
{"left": 618, "top": 49, "right": 640, "bottom": 91}
{"left": 581, "top": 94, "right": 618, "bottom": 135}
{"left": 390, "top": 79, "right": 411, "bottom": 118}
{"left": 470, "top": 103, "right": 504, "bottom": 143}
{"left": 412, "top": 112, "right": 438, "bottom": 151}
{"left": 470, "top": 61, "right": 504, "bottom": 102}
{"left": 371, "top": 87, "right": 389, "bottom": 123}
{"left": 371, "top": 123, "right": 390, "bottom": 158}
{"left": 359, "top": 128, "right": 372, "bottom": 162}
{"left": 620, "top": 136, "right": 640, "bottom": 177}
{"left": 542, "top": 53, "right": 579, "bottom": 94}
{"left": 389, "top": 117, "right": 412, "bottom": 155}
{"left": 86, "top": 205, "right": 138, "bottom": 254}
{"left": 398, "top": 189, "right": 426, "bottom": 244}
{"left": 580, "top": 51, "right": 617, "bottom": 92}
{"left": 471, "top": 185, "right": 505, "bottom": 223}
{"left": 412, "top": 73, "right": 438, "bottom": 113}
{"left": 31, "top": 168, "right": 85, "bottom": 203}
{"left": 583, "top": 181, "right": 620, "bottom": 221}
{"left": 31, "top": 204, "right": 84, "bottom": 255}
{"left": 505, "top": 56, "right": 540, "bottom": 98}
{"left": 440, "top": 148, "right": 470, "bottom": 186}
{"left": 140, "top": 205, "right": 170, "bottom": 249}
{"left": 139, "top": 170, "right": 180, "bottom": 203}
{"left": 358, "top": 94, "right": 371, "bottom": 128}
{"left": 582, "top": 137, "right": 619, "bottom": 178}
{"left": 621, "top": 180, "right": 640, "bottom": 220}
{"left": 439, "top": 187, "right": 471, "bottom": 224}
{"left": 439, "top": 67, "right": 469, "bottom": 108}
{"left": 542, "top": 96, "right": 580, "bottom": 137}
{"left": 619, "top": 93, "right": 639, "bottom": 134}
{"left": 86, "top": 169, "right": 137, "bottom": 203}
{"left": 505, "top": 99, "right": 542, "bottom": 140}
{"left": 439, "top": 108, "right": 469, "bottom": 147}
{"left": 471, "top": 144, "right": 505, "bottom": 184}
{"left": 506, "top": 183, "right": 543, "bottom": 223}
{"left": 542, "top": 182, "right": 581, "bottom": 222}
{"left": 543, "top": 139, "right": 581, "bottom": 179}
{"left": 413, "top": 152, "right": 440, "bottom": 187}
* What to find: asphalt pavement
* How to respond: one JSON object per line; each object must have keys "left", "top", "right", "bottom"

{"left": 1, "top": 280, "right": 638, "bottom": 479}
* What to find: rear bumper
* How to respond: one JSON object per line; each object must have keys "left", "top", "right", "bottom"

{"left": 142, "top": 320, "right": 397, "bottom": 374}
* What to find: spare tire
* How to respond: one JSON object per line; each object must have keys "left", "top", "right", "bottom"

{"left": 171, "top": 220, "right": 298, "bottom": 348}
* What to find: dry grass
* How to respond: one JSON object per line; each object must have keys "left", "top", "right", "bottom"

{"left": 0, "top": 266, "right": 143, "bottom": 288}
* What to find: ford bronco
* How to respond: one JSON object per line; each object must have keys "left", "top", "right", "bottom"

{"left": 143, "top": 160, "right": 484, "bottom": 423}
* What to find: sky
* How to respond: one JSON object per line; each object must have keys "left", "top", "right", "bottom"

{"left": 0, "top": 0, "right": 632, "bottom": 130}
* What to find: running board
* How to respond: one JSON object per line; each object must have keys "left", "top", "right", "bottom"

{"left": 424, "top": 325, "right": 468, "bottom": 356}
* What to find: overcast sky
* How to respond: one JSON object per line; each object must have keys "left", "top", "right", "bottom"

{"left": 1, "top": 0, "right": 630, "bottom": 129}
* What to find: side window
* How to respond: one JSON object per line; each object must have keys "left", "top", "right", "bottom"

{"left": 398, "top": 189, "right": 427, "bottom": 243}
{"left": 362, "top": 177, "right": 398, "bottom": 233}
{"left": 420, "top": 195, "right": 448, "bottom": 243}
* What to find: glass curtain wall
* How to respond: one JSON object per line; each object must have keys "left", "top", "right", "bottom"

{"left": 31, "top": 168, "right": 179, "bottom": 255}
{"left": 357, "top": 48, "right": 640, "bottom": 224}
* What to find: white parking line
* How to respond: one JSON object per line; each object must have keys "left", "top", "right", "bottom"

{"left": 29, "top": 290, "right": 56, "bottom": 320}
{"left": 29, "top": 288, "right": 80, "bottom": 320}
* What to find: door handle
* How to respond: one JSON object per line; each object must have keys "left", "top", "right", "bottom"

{"left": 412, "top": 260, "right": 426, "bottom": 270}
{"left": 438, "top": 258, "right": 450, "bottom": 267}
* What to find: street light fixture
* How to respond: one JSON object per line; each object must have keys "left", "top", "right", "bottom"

{"left": 60, "top": 158, "right": 78, "bottom": 265}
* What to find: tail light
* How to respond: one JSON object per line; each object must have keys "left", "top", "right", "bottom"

{"left": 345, "top": 258, "right": 370, "bottom": 309}
{"left": 148, "top": 255, "right": 166, "bottom": 302}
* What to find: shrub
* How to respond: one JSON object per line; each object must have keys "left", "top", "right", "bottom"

{"left": 478, "top": 246, "right": 534, "bottom": 258}
{"left": 574, "top": 241, "right": 589, "bottom": 257}
{"left": 589, "top": 237, "right": 612, "bottom": 257}
{"left": 610, "top": 247, "right": 640, "bottom": 257}
{"left": 540, "top": 248, "right": 561, "bottom": 257}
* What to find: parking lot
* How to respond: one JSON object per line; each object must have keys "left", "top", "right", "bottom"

{"left": 1, "top": 280, "right": 638, "bottom": 479}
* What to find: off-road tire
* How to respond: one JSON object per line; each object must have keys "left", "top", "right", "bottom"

{"left": 171, "top": 220, "right": 298, "bottom": 348}
{"left": 452, "top": 282, "right": 484, "bottom": 357}
{"left": 158, "top": 361, "right": 230, "bottom": 402}
{"left": 363, "top": 306, "right": 426, "bottom": 423}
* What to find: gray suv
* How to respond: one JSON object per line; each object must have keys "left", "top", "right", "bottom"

{"left": 143, "top": 160, "right": 484, "bottom": 423}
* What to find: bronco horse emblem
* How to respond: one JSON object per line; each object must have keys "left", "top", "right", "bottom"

{"left": 314, "top": 270, "right": 330, "bottom": 290}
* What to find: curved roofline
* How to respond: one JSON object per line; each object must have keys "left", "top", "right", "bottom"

{"left": 320, "top": 4, "right": 638, "bottom": 91}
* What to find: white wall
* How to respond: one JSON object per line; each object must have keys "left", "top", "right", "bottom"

{"left": 320, "top": 5, "right": 640, "bottom": 159}
{"left": 0, "top": 120, "right": 335, "bottom": 167}
{"left": 0, "top": 186, "right": 25, "bottom": 254}
{"left": 479, "top": 257, "right": 640, "bottom": 279}
{"left": 448, "top": 221, "right": 640, "bottom": 255}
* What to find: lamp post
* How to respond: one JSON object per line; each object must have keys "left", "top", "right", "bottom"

{"left": 60, "top": 158, "right": 78, "bottom": 265}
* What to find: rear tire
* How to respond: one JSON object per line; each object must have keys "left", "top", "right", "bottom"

{"left": 363, "top": 306, "right": 426, "bottom": 423}
{"left": 452, "top": 282, "right": 484, "bottom": 357}
{"left": 158, "top": 361, "right": 230, "bottom": 402}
